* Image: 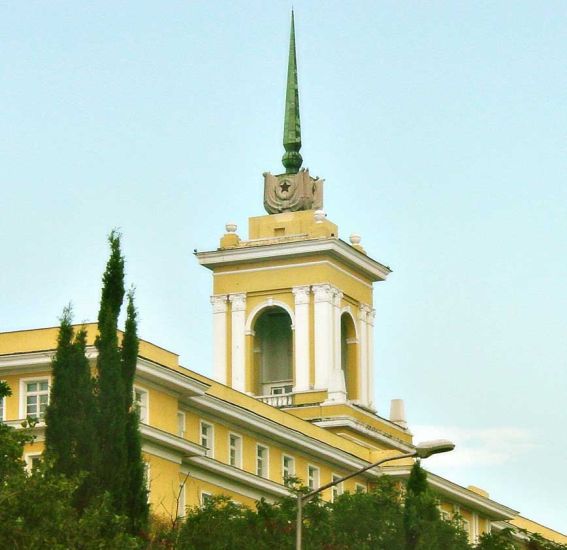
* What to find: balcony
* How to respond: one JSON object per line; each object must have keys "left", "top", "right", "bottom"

{"left": 257, "top": 393, "right": 293, "bottom": 408}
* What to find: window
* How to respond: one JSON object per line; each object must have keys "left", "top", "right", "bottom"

{"left": 256, "top": 445, "right": 269, "bottom": 478}
{"left": 144, "top": 462, "right": 151, "bottom": 495}
{"left": 134, "top": 387, "right": 149, "bottom": 423}
{"left": 282, "top": 455, "right": 295, "bottom": 480}
{"left": 24, "top": 379, "right": 49, "bottom": 419}
{"left": 201, "top": 421, "right": 214, "bottom": 458}
{"left": 229, "top": 433, "right": 242, "bottom": 468}
{"left": 201, "top": 491, "right": 213, "bottom": 506}
{"left": 25, "top": 453, "right": 42, "bottom": 472}
{"left": 440, "top": 510, "right": 451, "bottom": 521}
{"left": 177, "top": 411, "right": 186, "bottom": 438}
{"left": 307, "top": 465, "right": 319, "bottom": 490}
{"left": 355, "top": 483, "right": 366, "bottom": 493}
{"left": 331, "top": 474, "right": 343, "bottom": 502}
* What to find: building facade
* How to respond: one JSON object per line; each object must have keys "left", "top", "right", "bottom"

{"left": 0, "top": 12, "right": 565, "bottom": 548}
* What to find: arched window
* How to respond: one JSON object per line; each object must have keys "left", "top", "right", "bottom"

{"left": 340, "top": 312, "right": 358, "bottom": 400}
{"left": 253, "top": 307, "right": 293, "bottom": 395}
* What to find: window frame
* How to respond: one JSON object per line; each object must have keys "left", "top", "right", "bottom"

{"left": 24, "top": 452, "right": 42, "bottom": 473}
{"left": 228, "top": 432, "right": 243, "bottom": 468}
{"left": 331, "top": 473, "right": 343, "bottom": 502}
{"left": 355, "top": 483, "right": 367, "bottom": 493}
{"left": 282, "top": 454, "right": 295, "bottom": 480}
{"left": 200, "top": 491, "right": 213, "bottom": 506}
{"left": 133, "top": 385, "right": 149, "bottom": 424}
{"left": 19, "top": 376, "right": 51, "bottom": 421}
{"left": 256, "top": 444, "right": 269, "bottom": 479}
{"left": 177, "top": 411, "right": 186, "bottom": 438}
{"left": 307, "top": 464, "right": 320, "bottom": 491}
{"left": 0, "top": 379, "right": 6, "bottom": 422}
{"left": 200, "top": 420, "right": 214, "bottom": 458}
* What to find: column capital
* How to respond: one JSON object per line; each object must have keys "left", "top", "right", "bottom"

{"left": 358, "top": 303, "right": 371, "bottom": 320}
{"left": 229, "top": 293, "right": 247, "bottom": 312}
{"left": 331, "top": 288, "right": 343, "bottom": 307}
{"left": 367, "top": 308, "right": 376, "bottom": 326}
{"left": 292, "top": 285, "right": 311, "bottom": 305}
{"left": 312, "top": 283, "right": 333, "bottom": 303}
{"left": 210, "top": 294, "right": 228, "bottom": 313}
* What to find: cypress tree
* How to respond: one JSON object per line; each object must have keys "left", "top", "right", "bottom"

{"left": 45, "top": 306, "right": 97, "bottom": 509}
{"left": 94, "top": 230, "right": 127, "bottom": 512}
{"left": 122, "top": 289, "right": 149, "bottom": 532}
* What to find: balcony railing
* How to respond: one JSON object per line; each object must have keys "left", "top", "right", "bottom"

{"left": 257, "top": 393, "right": 293, "bottom": 408}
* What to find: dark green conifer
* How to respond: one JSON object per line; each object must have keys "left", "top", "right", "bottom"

{"left": 45, "top": 307, "right": 97, "bottom": 509}
{"left": 94, "top": 231, "right": 127, "bottom": 513}
{"left": 122, "top": 289, "right": 149, "bottom": 532}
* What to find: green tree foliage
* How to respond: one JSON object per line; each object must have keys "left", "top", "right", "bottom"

{"left": 94, "top": 230, "right": 128, "bottom": 515}
{"left": 174, "top": 472, "right": 472, "bottom": 550}
{"left": 122, "top": 290, "right": 149, "bottom": 533}
{"left": 44, "top": 306, "right": 97, "bottom": 510}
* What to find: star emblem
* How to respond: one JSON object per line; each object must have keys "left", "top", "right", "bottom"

{"left": 280, "top": 181, "right": 291, "bottom": 193}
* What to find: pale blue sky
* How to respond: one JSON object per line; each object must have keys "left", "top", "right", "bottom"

{"left": 1, "top": 1, "right": 566, "bottom": 532}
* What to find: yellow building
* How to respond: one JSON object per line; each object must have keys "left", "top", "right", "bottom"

{"left": 0, "top": 12, "right": 565, "bottom": 549}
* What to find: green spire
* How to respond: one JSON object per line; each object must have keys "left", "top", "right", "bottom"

{"left": 282, "top": 10, "right": 303, "bottom": 174}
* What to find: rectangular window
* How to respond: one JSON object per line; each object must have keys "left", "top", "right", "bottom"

{"left": 25, "top": 379, "right": 49, "bottom": 419}
{"left": 201, "top": 421, "right": 214, "bottom": 458}
{"left": 201, "top": 491, "right": 213, "bottom": 506}
{"left": 331, "top": 474, "right": 343, "bottom": 502}
{"left": 256, "top": 445, "right": 269, "bottom": 478}
{"left": 229, "top": 433, "right": 242, "bottom": 468}
{"left": 355, "top": 483, "right": 366, "bottom": 493}
{"left": 177, "top": 411, "right": 186, "bottom": 438}
{"left": 282, "top": 455, "right": 295, "bottom": 480}
{"left": 308, "top": 465, "right": 319, "bottom": 490}
{"left": 25, "top": 453, "right": 42, "bottom": 472}
{"left": 134, "top": 387, "right": 149, "bottom": 423}
{"left": 0, "top": 392, "right": 4, "bottom": 422}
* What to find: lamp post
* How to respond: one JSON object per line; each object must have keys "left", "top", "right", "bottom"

{"left": 295, "top": 439, "right": 455, "bottom": 550}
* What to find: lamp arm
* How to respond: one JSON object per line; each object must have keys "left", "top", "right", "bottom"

{"left": 301, "top": 450, "right": 417, "bottom": 503}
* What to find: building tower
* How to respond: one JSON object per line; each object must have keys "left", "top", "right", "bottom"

{"left": 197, "top": 14, "right": 400, "bottom": 436}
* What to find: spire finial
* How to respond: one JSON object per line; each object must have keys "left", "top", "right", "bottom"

{"left": 282, "top": 10, "right": 303, "bottom": 174}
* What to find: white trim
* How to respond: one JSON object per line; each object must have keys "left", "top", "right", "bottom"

{"left": 211, "top": 295, "right": 228, "bottom": 384}
{"left": 213, "top": 260, "right": 374, "bottom": 290}
{"left": 384, "top": 466, "right": 517, "bottom": 519}
{"left": 177, "top": 411, "right": 186, "bottom": 438}
{"left": 229, "top": 293, "right": 247, "bottom": 392}
{"left": 0, "top": 379, "right": 5, "bottom": 422}
{"left": 134, "top": 385, "right": 149, "bottom": 424}
{"left": 197, "top": 239, "right": 391, "bottom": 282}
{"left": 331, "top": 473, "right": 344, "bottom": 502}
{"left": 245, "top": 300, "right": 295, "bottom": 333}
{"left": 313, "top": 417, "right": 413, "bottom": 452}
{"left": 184, "top": 458, "right": 289, "bottom": 501}
{"left": 307, "top": 464, "right": 320, "bottom": 490}
{"left": 24, "top": 451, "right": 42, "bottom": 472}
{"left": 19, "top": 375, "right": 51, "bottom": 420}
{"left": 256, "top": 443, "right": 269, "bottom": 479}
{"left": 228, "top": 432, "right": 243, "bottom": 468}
{"left": 189, "top": 394, "right": 382, "bottom": 477}
{"left": 200, "top": 420, "right": 215, "bottom": 459}
{"left": 282, "top": 453, "right": 295, "bottom": 480}
{"left": 292, "top": 286, "right": 310, "bottom": 392}
{"left": 140, "top": 423, "right": 204, "bottom": 459}
{"left": 200, "top": 490, "right": 213, "bottom": 506}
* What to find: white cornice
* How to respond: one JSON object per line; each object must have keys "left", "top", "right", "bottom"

{"left": 186, "top": 456, "right": 290, "bottom": 500}
{"left": 189, "top": 394, "right": 381, "bottom": 479}
{"left": 384, "top": 466, "right": 518, "bottom": 520}
{"left": 140, "top": 423, "right": 205, "bottom": 458}
{"left": 313, "top": 417, "right": 414, "bottom": 453}
{"left": 196, "top": 238, "right": 391, "bottom": 282}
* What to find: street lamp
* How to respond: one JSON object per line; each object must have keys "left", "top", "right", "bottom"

{"left": 295, "top": 439, "right": 455, "bottom": 550}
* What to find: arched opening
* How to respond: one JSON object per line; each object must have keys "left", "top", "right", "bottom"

{"left": 253, "top": 307, "right": 293, "bottom": 395}
{"left": 340, "top": 312, "right": 358, "bottom": 400}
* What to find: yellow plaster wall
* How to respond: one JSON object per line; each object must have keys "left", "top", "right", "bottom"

{"left": 145, "top": 385, "right": 178, "bottom": 433}
{"left": 145, "top": 453, "right": 181, "bottom": 520}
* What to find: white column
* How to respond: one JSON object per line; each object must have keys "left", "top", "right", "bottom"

{"left": 210, "top": 295, "right": 228, "bottom": 384}
{"left": 327, "top": 288, "right": 346, "bottom": 402}
{"left": 312, "top": 284, "right": 333, "bottom": 390}
{"left": 367, "top": 307, "right": 376, "bottom": 409}
{"left": 358, "top": 304, "right": 370, "bottom": 406}
{"left": 229, "top": 293, "right": 246, "bottom": 393}
{"left": 292, "top": 285, "right": 311, "bottom": 392}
